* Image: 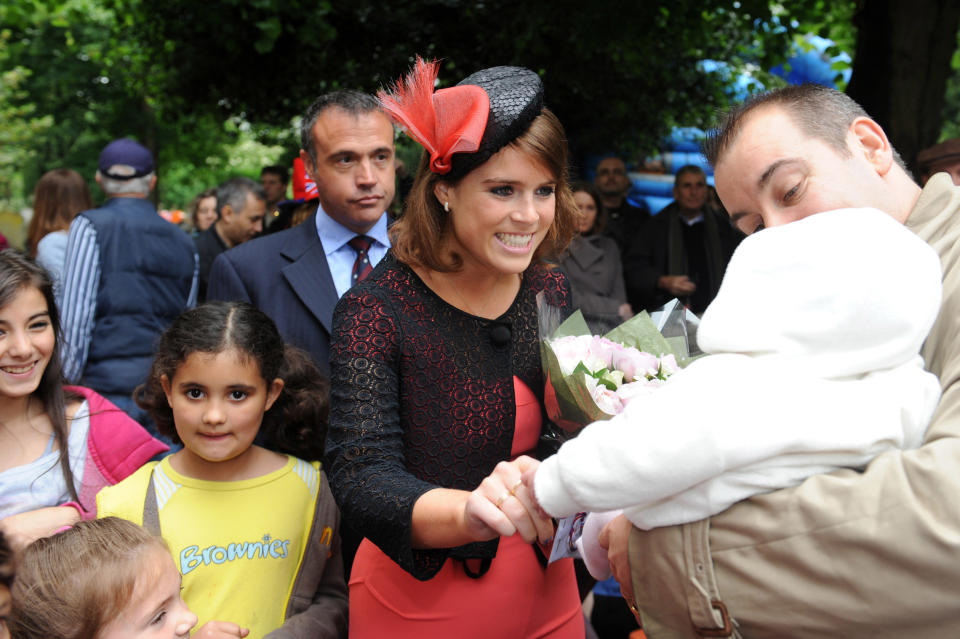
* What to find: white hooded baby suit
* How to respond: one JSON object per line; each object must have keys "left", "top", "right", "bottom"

{"left": 536, "top": 208, "right": 943, "bottom": 541}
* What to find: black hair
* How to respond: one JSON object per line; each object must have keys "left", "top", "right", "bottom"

{"left": 0, "top": 250, "right": 78, "bottom": 501}
{"left": 135, "top": 302, "right": 328, "bottom": 460}
{"left": 260, "top": 165, "right": 289, "bottom": 184}
{"left": 300, "top": 90, "right": 384, "bottom": 166}
{"left": 673, "top": 164, "right": 707, "bottom": 185}
{"left": 0, "top": 529, "right": 12, "bottom": 588}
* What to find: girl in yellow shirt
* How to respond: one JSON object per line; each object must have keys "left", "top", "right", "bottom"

{"left": 98, "top": 302, "right": 346, "bottom": 639}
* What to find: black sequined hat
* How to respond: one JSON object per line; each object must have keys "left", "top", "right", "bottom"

{"left": 379, "top": 59, "right": 545, "bottom": 179}
{"left": 447, "top": 66, "right": 544, "bottom": 179}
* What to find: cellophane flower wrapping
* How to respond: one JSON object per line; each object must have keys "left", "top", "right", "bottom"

{"left": 537, "top": 295, "right": 696, "bottom": 564}
{"left": 537, "top": 293, "right": 692, "bottom": 434}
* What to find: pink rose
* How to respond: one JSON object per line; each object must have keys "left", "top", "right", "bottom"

{"left": 550, "top": 335, "right": 595, "bottom": 375}
{"left": 585, "top": 336, "right": 621, "bottom": 372}
{"left": 611, "top": 347, "right": 660, "bottom": 382}
{"left": 658, "top": 353, "right": 680, "bottom": 377}
{"left": 585, "top": 376, "right": 624, "bottom": 415}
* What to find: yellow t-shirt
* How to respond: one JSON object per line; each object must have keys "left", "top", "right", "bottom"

{"left": 97, "top": 455, "right": 322, "bottom": 639}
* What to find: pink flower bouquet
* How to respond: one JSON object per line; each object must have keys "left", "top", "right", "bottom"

{"left": 550, "top": 334, "right": 679, "bottom": 417}
{"left": 536, "top": 299, "right": 691, "bottom": 565}
{"left": 538, "top": 297, "right": 686, "bottom": 430}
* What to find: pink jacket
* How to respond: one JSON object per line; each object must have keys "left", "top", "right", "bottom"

{"left": 64, "top": 386, "right": 168, "bottom": 519}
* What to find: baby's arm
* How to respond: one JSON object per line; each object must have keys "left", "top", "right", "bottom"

{"left": 535, "top": 351, "right": 938, "bottom": 522}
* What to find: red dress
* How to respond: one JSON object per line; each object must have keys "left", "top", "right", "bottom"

{"left": 348, "top": 377, "right": 583, "bottom": 638}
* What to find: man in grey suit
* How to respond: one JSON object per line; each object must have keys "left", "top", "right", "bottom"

{"left": 208, "top": 91, "right": 395, "bottom": 372}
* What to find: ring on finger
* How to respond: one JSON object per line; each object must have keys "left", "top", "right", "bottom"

{"left": 508, "top": 479, "right": 523, "bottom": 496}
{"left": 494, "top": 490, "right": 511, "bottom": 508}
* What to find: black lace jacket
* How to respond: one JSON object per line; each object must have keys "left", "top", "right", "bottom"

{"left": 326, "top": 252, "right": 570, "bottom": 580}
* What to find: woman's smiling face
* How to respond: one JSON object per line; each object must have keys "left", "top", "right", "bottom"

{"left": 436, "top": 145, "right": 557, "bottom": 277}
{"left": 0, "top": 286, "right": 54, "bottom": 400}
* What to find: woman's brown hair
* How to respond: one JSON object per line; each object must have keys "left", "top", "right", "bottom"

{"left": 390, "top": 107, "right": 579, "bottom": 272}
{"left": 10, "top": 517, "right": 168, "bottom": 639}
{"left": 188, "top": 187, "right": 218, "bottom": 231}
{"left": 0, "top": 250, "right": 79, "bottom": 502}
{"left": 570, "top": 181, "right": 608, "bottom": 235}
{"left": 26, "top": 169, "right": 92, "bottom": 258}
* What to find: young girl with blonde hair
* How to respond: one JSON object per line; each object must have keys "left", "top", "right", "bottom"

{"left": 10, "top": 517, "right": 197, "bottom": 639}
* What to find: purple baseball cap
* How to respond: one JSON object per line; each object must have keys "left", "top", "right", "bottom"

{"left": 98, "top": 138, "right": 154, "bottom": 179}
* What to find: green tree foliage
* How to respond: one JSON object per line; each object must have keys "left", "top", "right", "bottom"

{"left": 777, "top": 0, "right": 856, "bottom": 92}
{"left": 0, "top": 0, "right": 295, "bottom": 225}
{"left": 0, "top": 63, "right": 53, "bottom": 208}
{"left": 136, "top": 0, "right": 823, "bottom": 168}
{"left": 939, "top": 35, "right": 960, "bottom": 141}
{"left": 1, "top": 0, "right": 157, "bottom": 206}
{"left": 19, "top": 0, "right": 952, "bottom": 228}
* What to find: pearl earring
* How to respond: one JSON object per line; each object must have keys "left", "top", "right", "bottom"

{"left": 444, "top": 201, "right": 450, "bottom": 212}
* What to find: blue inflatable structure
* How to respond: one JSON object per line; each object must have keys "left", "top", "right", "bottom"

{"left": 594, "top": 34, "right": 850, "bottom": 215}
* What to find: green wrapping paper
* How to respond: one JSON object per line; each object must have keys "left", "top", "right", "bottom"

{"left": 537, "top": 294, "right": 686, "bottom": 433}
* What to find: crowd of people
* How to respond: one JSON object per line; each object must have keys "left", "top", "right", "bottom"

{"left": 2, "top": 55, "right": 960, "bottom": 639}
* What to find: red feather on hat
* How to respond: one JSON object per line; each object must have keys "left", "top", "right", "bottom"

{"left": 379, "top": 57, "right": 489, "bottom": 174}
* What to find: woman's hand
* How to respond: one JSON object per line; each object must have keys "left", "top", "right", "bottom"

{"left": 657, "top": 274, "right": 696, "bottom": 296}
{"left": 465, "top": 456, "right": 553, "bottom": 544}
{"left": 411, "top": 457, "right": 554, "bottom": 548}
{"left": 618, "top": 303, "right": 634, "bottom": 322}
{"left": 0, "top": 506, "right": 81, "bottom": 552}
{"left": 519, "top": 461, "right": 549, "bottom": 519}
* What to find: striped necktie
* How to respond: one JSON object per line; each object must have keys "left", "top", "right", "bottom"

{"left": 348, "top": 235, "right": 374, "bottom": 284}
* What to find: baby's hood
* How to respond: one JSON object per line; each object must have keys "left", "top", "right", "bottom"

{"left": 697, "top": 207, "right": 942, "bottom": 378}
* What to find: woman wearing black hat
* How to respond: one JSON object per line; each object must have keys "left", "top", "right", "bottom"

{"left": 325, "top": 60, "right": 583, "bottom": 637}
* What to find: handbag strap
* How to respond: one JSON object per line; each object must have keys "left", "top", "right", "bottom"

{"left": 142, "top": 467, "right": 162, "bottom": 536}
